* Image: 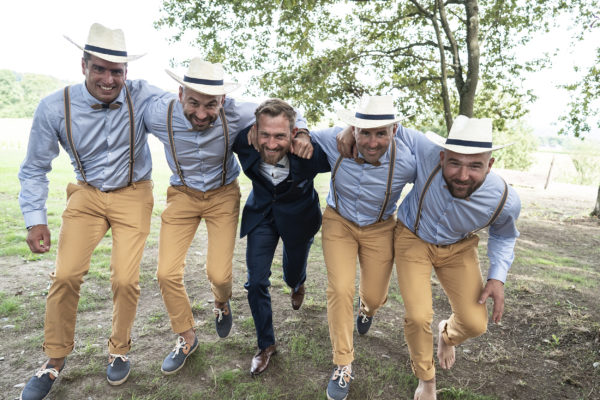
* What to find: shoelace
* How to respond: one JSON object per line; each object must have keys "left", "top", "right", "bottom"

{"left": 171, "top": 336, "right": 187, "bottom": 358}
{"left": 359, "top": 310, "right": 370, "bottom": 324}
{"left": 109, "top": 354, "right": 129, "bottom": 367}
{"left": 333, "top": 366, "right": 353, "bottom": 388}
{"left": 213, "top": 305, "right": 228, "bottom": 322}
{"left": 35, "top": 367, "right": 59, "bottom": 379}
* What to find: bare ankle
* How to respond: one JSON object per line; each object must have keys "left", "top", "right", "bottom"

{"left": 180, "top": 328, "right": 196, "bottom": 343}
{"left": 48, "top": 357, "right": 65, "bottom": 369}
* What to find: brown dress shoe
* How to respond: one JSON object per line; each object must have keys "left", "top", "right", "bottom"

{"left": 291, "top": 284, "right": 305, "bottom": 310}
{"left": 250, "top": 344, "right": 277, "bottom": 376}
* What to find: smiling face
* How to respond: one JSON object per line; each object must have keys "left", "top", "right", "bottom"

{"left": 354, "top": 124, "right": 395, "bottom": 164}
{"left": 440, "top": 149, "right": 494, "bottom": 198}
{"left": 179, "top": 87, "right": 225, "bottom": 131}
{"left": 257, "top": 113, "right": 294, "bottom": 165}
{"left": 82, "top": 54, "right": 127, "bottom": 103}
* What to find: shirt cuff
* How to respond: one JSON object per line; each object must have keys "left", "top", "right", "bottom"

{"left": 23, "top": 210, "right": 48, "bottom": 228}
{"left": 486, "top": 265, "right": 508, "bottom": 283}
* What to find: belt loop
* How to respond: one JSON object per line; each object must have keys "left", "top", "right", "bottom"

{"left": 132, "top": 182, "right": 137, "bottom": 190}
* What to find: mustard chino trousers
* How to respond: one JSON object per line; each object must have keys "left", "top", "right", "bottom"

{"left": 156, "top": 180, "right": 240, "bottom": 334}
{"left": 43, "top": 181, "right": 153, "bottom": 358}
{"left": 322, "top": 206, "right": 396, "bottom": 366}
{"left": 394, "top": 222, "right": 488, "bottom": 381}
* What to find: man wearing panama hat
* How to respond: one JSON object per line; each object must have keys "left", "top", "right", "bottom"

{"left": 18, "top": 23, "right": 170, "bottom": 399}
{"left": 339, "top": 114, "right": 521, "bottom": 400}
{"left": 142, "top": 58, "right": 312, "bottom": 376}
{"left": 307, "top": 95, "right": 417, "bottom": 400}
{"left": 394, "top": 116, "right": 521, "bottom": 400}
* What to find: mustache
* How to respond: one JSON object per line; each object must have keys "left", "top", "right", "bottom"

{"left": 451, "top": 179, "right": 473, "bottom": 185}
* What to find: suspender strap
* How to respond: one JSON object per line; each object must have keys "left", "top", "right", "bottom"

{"left": 470, "top": 179, "right": 509, "bottom": 235}
{"left": 330, "top": 155, "right": 344, "bottom": 211}
{"left": 331, "top": 145, "right": 396, "bottom": 222}
{"left": 413, "top": 164, "right": 441, "bottom": 234}
{"left": 124, "top": 85, "right": 135, "bottom": 185}
{"left": 376, "top": 143, "right": 396, "bottom": 222}
{"left": 63, "top": 85, "right": 135, "bottom": 186}
{"left": 219, "top": 107, "right": 229, "bottom": 187}
{"left": 63, "top": 86, "right": 87, "bottom": 183}
{"left": 413, "top": 164, "right": 510, "bottom": 236}
{"left": 167, "top": 99, "right": 186, "bottom": 186}
{"left": 166, "top": 104, "right": 230, "bottom": 188}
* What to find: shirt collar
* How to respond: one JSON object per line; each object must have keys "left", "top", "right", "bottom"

{"left": 274, "top": 154, "right": 289, "bottom": 168}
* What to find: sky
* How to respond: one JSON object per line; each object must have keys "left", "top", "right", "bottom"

{"left": 1, "top": 0, "right": 597, "bottom": 137}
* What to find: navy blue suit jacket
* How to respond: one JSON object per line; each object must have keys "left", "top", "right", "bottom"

{"left": 233, "top": 129, "right": 330, "bottom": 244}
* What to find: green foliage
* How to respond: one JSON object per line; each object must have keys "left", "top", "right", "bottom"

{"left": 560, "top": 46, "right": 600, "bottom": 138}
{"left": 156, "top": 0, "right": 595, "bottom": 131}
{"left": 492, "top": 120, "right": 538, "bottom": 171}
{"left": 0, "top": 69, "right": 67, "bottom": 118}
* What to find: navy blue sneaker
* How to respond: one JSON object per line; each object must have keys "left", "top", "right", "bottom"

{"left": 161, "top": 335, "right": 199, "bottom": 375}
{"left": 20, "top": 361, "right": 65, "bottom": 400}
{"left": 356, "top": 299, "right": 373, "bottom": 335}
{"left": 213, "top": 300, "right": 232, "bottom": 338}
{"left": 326, "top": 365, "right": 354, "bottom": 400}
{"left": 106, "top": 354, "right": 130, "bottom": 386}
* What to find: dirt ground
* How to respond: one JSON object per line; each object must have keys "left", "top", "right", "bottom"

{"left": 1, "top": 168, "right": 599, "bottom": 400}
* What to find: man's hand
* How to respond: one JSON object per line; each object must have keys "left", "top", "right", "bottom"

{"left": 336, "top": 126, "right": 357, "bottom": 158}
{"left": 247, "top": 124, "right": 259, "bottom": 151}
{"left": 478, "top": 279, "right": 505, "bottom": 323}
{"left": 291, "top": 130, "right": 313, "bottom": 159}
{"left": 26, "top": 224, "right": 51, "bottom": 253}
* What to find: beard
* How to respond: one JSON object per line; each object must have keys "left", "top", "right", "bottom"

{"left": 259, "top": 145, "right": 286, "bottom": 165}
{"left": 184, "top": 111, "right": 218, "bottom": 131}
{"left": 443, "top": 175, "right": 485, "bottom": 199}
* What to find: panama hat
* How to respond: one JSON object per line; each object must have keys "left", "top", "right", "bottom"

{"left": 425, "top": 115, "right": 512, "bottom": 154}
{"left": 165, "top": 58, "right": 240, "bottom": 96}
{"left": 337, "top": 95, "right": 407, "bottom": 129}
{"left": 64, "top": 23, "right": 145, "bottom": 63}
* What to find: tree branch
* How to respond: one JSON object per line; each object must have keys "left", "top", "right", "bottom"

{"left": 460, "top": 0, "right": 480, "bottom": 117}
{"left": 389, "top": 41, "right": 451, "bottom": 52}
{"left": 430, "top": 2, "right": 454, "bottom": 131}
{"left": 409, "top": 0, "right": 433, "bottom": 18}
{"left": 437, "top": 0, "right": 465, "bottom": 94}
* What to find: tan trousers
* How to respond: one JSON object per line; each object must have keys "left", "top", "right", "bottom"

{"left": 157, "top": 180, "right": 241, "bottom": 334}
{"left": 322, "top": 206, "right": 396, "bottom": 366}
{"left": 394, "top": 221, "right": 488, "bottom": 381}
{"left": 43, "top": 181, "right": 153, "bottom": 358}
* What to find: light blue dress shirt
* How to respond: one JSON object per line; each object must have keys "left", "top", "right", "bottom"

{"left": 144, "top": 97, "right": 308, "bottom": 192}
{"left": 395, "top": 126, "right": 521, "bottom": 283}
{"left": 18, "top": 80, "right": 168, "bottom": 228}
{"left": 312, "top": 127, "right": 416, "bottom": 227}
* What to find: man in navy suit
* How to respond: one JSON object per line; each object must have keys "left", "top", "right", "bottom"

{"left": 233, "top": 98, "right": 329, "bottom": 376}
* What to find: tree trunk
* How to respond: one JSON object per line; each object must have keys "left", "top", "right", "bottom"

{"left": 459, "top": 0, "right": 480, "bottom": 118}
{"left": 592, "top": 184, "right": 600, "bottom": 217}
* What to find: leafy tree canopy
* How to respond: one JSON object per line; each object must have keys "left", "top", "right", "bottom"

{"left": 155, "top": 0, "right": 596, "bottom": 134}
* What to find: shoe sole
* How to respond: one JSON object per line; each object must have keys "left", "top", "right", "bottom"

{"left": 107, "top": 369, "right": 130, "bottom": 386}
{"left": 326, "top": 392, "right": 348, "bottom": 400}
{"left": 161, "top": 341, "right": 199, "bottom": 376}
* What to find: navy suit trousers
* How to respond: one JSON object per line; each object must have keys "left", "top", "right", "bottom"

{"left": 244, "top": 215, "right": 313, "bottom": 350}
